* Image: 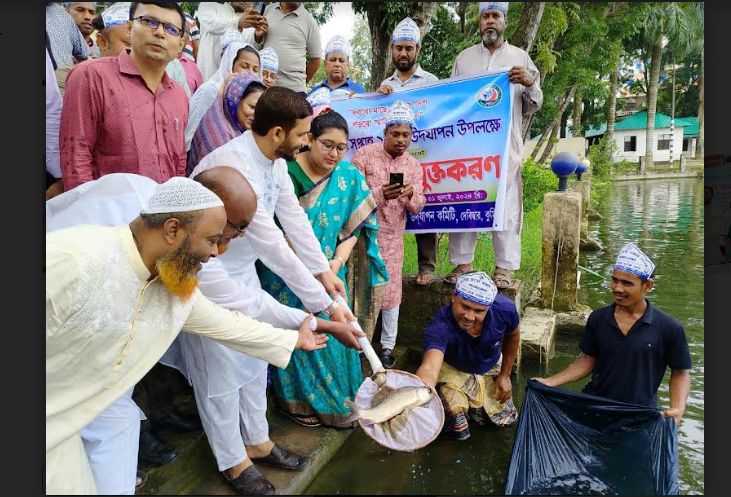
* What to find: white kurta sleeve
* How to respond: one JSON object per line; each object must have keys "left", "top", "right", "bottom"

{"left": 246, "top": 193, "right": 333, "bottom": 313}
{"left": 186, "top": 83, "right": 219, "bottom": 151}
{"left": 197, "top": 258, "right": 307, "bottom": 329}
{"left": 196, "top": 4, "right": 240, "bottom": 35}
{"left": 183, "top": 291, "right": 298, "bottom": 369}
{"left": 274, "top": 164, "right": 331, "bottom": 275}
{"left": 521, "top": 56, "right": 543, "bottom": 115}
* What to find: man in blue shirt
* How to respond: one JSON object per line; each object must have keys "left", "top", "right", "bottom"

{"left": 308, "top": 35, "right": 366, "bottom": 97}
{"left": 415, "top": 272, "right": 521, "bottom": 441}
{"left": 536, "top": 243, "right": 692, "bottom": 424}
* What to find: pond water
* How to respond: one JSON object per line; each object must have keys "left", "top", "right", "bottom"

{"left": 305, "top": 178, "right": 704, "bottom": 495}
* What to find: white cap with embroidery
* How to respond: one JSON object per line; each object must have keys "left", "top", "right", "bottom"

{"left": 259, "top": 47, "right": 279, "bottom": 73}
{"left": 325, "top": 35, "right": 351, "bottom": 60}
{"left": 479, "top": 2, "right": 509, "bottom": 16}
{"left": 613, "top": 242, "right": 656, "bottom": 279}
{"left": 101, "top": 2, "right": 130, "bottom": 28}
{"left": 455, "top": 271, "right": 498, "bottom": 306}
{"left": 392, "top": 17, "right": 421, "bottom": 45}
{"left": 385, "top": 100, "right": 416, "bottom": 127}
{"left": 141, "top": 177, "right": 224, "bottom": 215}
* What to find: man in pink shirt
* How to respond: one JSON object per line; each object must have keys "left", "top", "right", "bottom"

{"left": 60, "top": 2, "right": 189, "bottom": 190}
{"left": 353, "top": 100, "right": 426, "bottom": 368}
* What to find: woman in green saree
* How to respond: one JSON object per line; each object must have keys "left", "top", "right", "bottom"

{"left": 257, "top": 109, "right": 388, "bottom": 428}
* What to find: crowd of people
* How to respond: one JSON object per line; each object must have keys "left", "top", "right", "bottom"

{"left": 45, "top": 2, "right": 693, "bottom": 495}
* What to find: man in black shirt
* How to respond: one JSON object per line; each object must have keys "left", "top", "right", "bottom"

{"left": 536, "top": 243, "right": 692, "bottom": 424}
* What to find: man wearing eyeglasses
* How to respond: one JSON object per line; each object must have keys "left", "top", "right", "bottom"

{"left": 60, "top": 2, "right": 189, "bottom": 192}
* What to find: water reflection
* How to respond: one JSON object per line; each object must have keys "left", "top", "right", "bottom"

{"left": 305, "top": 178, "right": 704, "bottom": 495}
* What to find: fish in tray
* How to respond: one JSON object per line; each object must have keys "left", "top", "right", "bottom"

{"left": 345, "top": 385, "right": 433, "bottom": 426}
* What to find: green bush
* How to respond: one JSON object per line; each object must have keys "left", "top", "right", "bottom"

{"left": 587, "top": 138, "right": 618, "bottom": 180}
{"left": 521, "top": 158, "right": 558, "bottom": 213}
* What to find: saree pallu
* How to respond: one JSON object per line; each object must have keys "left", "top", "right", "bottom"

{"left": 257, "top": 160, "right": 388, "bottom": 428}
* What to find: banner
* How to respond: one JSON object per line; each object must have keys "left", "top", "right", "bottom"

{"left": 330, "top": 71, "right": 514, "bottom": 233}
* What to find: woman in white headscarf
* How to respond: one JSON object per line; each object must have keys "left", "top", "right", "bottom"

{"left": 185, "top": 30, "right": 262, "bottom": 152}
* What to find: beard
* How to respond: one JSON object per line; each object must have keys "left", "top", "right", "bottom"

{"left": 481, "top": 29, "right": 500, "bottom": 46}
{"left": 276, "top": 141, "right": 302, "bottom": 161}
{"left": 395, "top": 57, "right": 416, "bottom": 72}
{"left": 156, "top": 237, "right": 201, "bottom": 301}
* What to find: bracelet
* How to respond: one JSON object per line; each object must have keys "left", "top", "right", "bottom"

{"left": 324, "top": 300, "right": 339, "bottom": 317}
{"left": 333, "top": 255, "right": 346, "bottom": 267}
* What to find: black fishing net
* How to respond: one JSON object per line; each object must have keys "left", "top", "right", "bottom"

{"left": 505, "top": 380, "right": 678, "bottom": 495}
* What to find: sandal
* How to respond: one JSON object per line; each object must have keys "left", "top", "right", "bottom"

{"left": 444, "top": 265, "right": 473, "bottom": 285}
{"left": 415, "top": 270, "right": 435, "bottom": 286}
{"left": 492, "top": 267, "right": 514, "bottom": 288}
{"left": 278, "top": 408, "right": 321, "bottom": 427}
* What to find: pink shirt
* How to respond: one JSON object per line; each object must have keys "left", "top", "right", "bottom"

{"left": 353, "top": 143, "right": 426, "bottom": 308}
{"left": 179, "top": 55, "right": 203, "bottom": 95}
{"left": 60, "top": 50, "right": 189, "bottom": 190}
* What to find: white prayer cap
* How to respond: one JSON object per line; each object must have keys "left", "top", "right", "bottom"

{"left": 65, "top": 2, "right": 97, "bottom": 7}
{"left": 455, "top": 272, "right": 498, "bottom": 306}
{"left": 221, "top": 28, "right": 244, "bottom": 54}
{"left": 307, "top": 87, "right": 332, "bottom": 108}
{"left": 479, "top": 2, "right": 509, "bottom": 16}
{"left": 141, "top": 177, "right": 224, "bottom": 215}
{"left": 613, "top": 242, "right": 656, "bottom": 279}
{"left": 392, "top": 17, "right": 421, "bottom": 45}
{"left": 259, "top": 47, "right": 279, "bottom": 73}
{"left": 385, "top": 100, "right": 415, "bottom": 127}
{"left": 100, "top": 2, "right": 130, "bottom": 28}
{"left": 325, "top": 35, "right": 351, "bottom": 60}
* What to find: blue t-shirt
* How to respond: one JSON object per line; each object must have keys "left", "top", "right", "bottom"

{"left": 308, "top": 77, "right": 367, "bottom": 95}
{"left": 423, "top": 294, "right": 520, "bottom": 375}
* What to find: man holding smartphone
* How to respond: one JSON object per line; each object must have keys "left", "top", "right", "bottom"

{"left": 353, "top": 101, "right": 427, "bottom": 368}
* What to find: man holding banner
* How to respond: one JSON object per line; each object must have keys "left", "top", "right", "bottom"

{"left": 446, "top": 2, "right": 543, "bottom": 288}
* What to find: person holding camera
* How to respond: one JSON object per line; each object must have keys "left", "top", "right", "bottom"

{"left": 353, "top": 100, "right": 426, "bottom": 368}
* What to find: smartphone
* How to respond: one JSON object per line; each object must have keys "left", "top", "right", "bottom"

{"left": 253, "top": 2, "right": 266, "bottom": 15}
{"left": 389, "top": 172, "right": 404, "bottom": 187}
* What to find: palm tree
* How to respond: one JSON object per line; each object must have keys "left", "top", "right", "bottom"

{"left": 640, "top": 3, "right": 696, "bottom": 173}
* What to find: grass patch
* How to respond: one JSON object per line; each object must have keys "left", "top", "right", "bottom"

{"left": 402, "top": 205, "right": 544, "bottom": 292}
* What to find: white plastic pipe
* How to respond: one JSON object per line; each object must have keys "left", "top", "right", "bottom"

{"left": 335, "top": 295, "right": 385, "bottom": 374}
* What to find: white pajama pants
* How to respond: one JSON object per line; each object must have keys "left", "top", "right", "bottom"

{"left": 380, "top": 306, "right": 400, "bottom": 350}
{"left": 448, "top": 168, "right": 524, "bottom": 271}
{"left": 80, "top": 388, "right": 144, "bottom": 495}
{"left": 191, "top": 371, "right": 269, "bottom": 472}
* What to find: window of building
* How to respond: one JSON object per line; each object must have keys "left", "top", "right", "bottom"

{"left": 657, "top": 133, "right": 672, "bottom": 150}
{"left": 624, "top": 135, "right": 637, "bottom": 152}
{"left": 682, "top": 138, "right": 689, "bottom": 152}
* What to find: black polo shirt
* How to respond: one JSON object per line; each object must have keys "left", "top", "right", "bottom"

{"left": 579, "top": 299, "right": 692, "bottom": 407}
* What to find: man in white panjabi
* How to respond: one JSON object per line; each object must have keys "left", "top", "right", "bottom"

{"left": 447, "top": 1, "right": 543, "bottom": 288}
{"left": 46, "top": 177, "right": 330, "bottom": 494}
{"left": 187, "top": 86, "right": 356, "bottom": 493}
{"left": 46, "top": 169, "right": 361, "bottom": 495}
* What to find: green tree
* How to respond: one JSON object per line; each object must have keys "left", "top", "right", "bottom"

{"left": 350, "top": 14, "right": 372, "bottom": 86}
{"left": 304, "top": 2, "right": 334, "bottom": 25}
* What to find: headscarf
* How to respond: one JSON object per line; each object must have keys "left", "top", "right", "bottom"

{"left": 613, "top": 242, "right": 656, "bottom": 280}
{"left": 188, "top": 73, "right": 265, "bottom": 173}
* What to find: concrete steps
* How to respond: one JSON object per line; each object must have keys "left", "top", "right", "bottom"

{"left": 518, "top": 307, "right": 557, "bottom": 364}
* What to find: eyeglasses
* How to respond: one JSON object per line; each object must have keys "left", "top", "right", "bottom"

{"left": 133, "top": 15, "right": 184, "bottom": 38}
{"left": 226, "top": 219, "right": 248, "bottom": 238}
{"left": 316, "top": 138, "right": 349, "bottom": 154}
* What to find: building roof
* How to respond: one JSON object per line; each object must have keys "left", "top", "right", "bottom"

{"left": 614, "top": 110, "right": 687, "bottom": 131}
{"left": 585, "top": 122, "right": 607, "bottom": 138}
{"left": 676, "top": 116, "right": 699, "bottom": 137}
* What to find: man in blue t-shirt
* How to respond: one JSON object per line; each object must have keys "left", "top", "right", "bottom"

{"left": 536, "top": 243, "right": 692, "bottom": 424}
{"left": 415, "top": 272, "right": 521, "bottom": 441}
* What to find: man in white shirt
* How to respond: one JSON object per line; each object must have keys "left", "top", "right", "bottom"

{"left": 447, "top": 2, "right": 543, "bottom": 288}
{"left": 189, "top": 86, "right": 355, "bottom": 493}
{"left": 46, "top": 177, "right": 330, "bottom": 494}
{"left": 196, "top": 2, "right": 267, "bottom": 80}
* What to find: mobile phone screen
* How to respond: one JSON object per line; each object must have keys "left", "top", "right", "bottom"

{"left": 389, "top": 172, "right": 404, "bottom": 186}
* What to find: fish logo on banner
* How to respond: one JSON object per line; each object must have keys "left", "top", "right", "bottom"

{"left": 477, "top": 83, "right": 502, "bottom": 108}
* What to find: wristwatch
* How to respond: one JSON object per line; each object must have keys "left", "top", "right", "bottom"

{"left": 323, "top": 300, "right": 339, "bottom": 317}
